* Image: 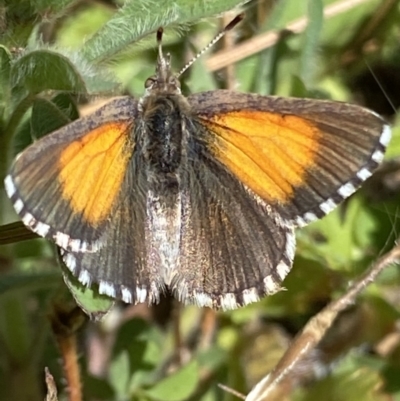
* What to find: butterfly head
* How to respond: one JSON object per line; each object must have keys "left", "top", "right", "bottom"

{"left": 144, "top": 27, "right": 181, "bottom": 97}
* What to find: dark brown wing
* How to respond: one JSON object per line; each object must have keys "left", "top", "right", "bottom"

{"left": 5, "top": 97, "right": 138, "bottom": 252}
{"left": 188, "top": 90, "right": 390, "bottom": 227}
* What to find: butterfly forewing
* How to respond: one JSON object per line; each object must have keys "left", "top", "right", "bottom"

{"left": 188, "top": 90, "right": 390, "bottom": 228}
{"left": 5, "top": 97, "right": 138, "bottom": 252}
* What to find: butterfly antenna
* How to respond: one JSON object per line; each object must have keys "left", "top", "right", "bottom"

{"left": 177, "top": 13, "right": 244, "bottom": 77}
{"left": 157, "top": 28, "right": 167, "bottom": 67}
{"left": 156, "top": 27, "right": 172, "bottom": 82}
{"left": 157, "top": 28, "right": 164, "bottom": 59}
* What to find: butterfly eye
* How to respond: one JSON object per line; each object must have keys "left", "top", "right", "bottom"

{"left": 145, "top": 77, "right": 156, "bottom": 88}
{"left": 170, "top": 76, "right": 181, "bottom": 89}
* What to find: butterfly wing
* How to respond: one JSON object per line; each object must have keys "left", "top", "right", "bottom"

{"left": 171, "top": 146, "right": 295, "bottom": 309}
{"left": 188, "top": 90, "right": 391, "bottom": 227}
{"left": 60, "top": 160, "right": 164, "bottom": 305}
{"left": 168, "top": 90, "right": 390, "bottom": 309}
{"left": 5, "top": 96, "right": 137, "bottom": 252}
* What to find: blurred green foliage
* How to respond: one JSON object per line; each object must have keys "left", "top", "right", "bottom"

{"left": 1, "top": 0, "right": 400, "bottom": 400}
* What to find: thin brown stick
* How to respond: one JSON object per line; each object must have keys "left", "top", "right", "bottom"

{"left": 0, "top": 221, "right": 38, "bottom": 245}
{"left": 206, "top": 0, "right": 373, "bottom": 72}
{"left": 246, "top": 243, "right": 400, "bottom": 401}
{"left": 221, "top": 12, "right": 237, "bottom": 90}
{"left": 50, "top": 306, "right": 86, "bottom": 401}
{"left": 59, "top": 334, "right": 82, "bottom": 401}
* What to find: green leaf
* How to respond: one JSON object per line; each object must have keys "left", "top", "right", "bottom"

{"left": 197, "top": 346, "right": 228, "bottom": 372}
{"left": 299, "top": 195, "right": 374, "bottom": 271}
{"left": 109, "top": 350, "right": 131, "bottom": 399}
{"left": 113, "top": 318, "right": 160, "bottom": 373}
{"left": 11, "top": 50, "right": 87, "bottom": 94}
{"left": 290, "top": 75, "right": 310, "bottom": 98}
{"left": 0, "top": 293, "right": 32, "bottom": 364}
{"left": 81, "top": 0, "right": 250, "bottom": 63}
{"left": 0, "top": 272, "right": 60, "bottom": 296}
{"left": 145, "top": 360, "right": 199, "bottom": 401}
{"left": 384, "top": 113, "right": 400, "bottom": 159}
{"left": 31, "top": 0, "right": 85, "bottom": 17}
{"left": 51, "top": 92, "right": 80, "bottom": 121}
{"left": 264, "top": 255, "right": 334, "bottom": 317}
{"left": 0, "top": 45, "right": 12, "bottom": 107}
{"left": 83, "top": 375, "right": 115, "bottom": 401}
{"left": 12, "top": 93, "right": 79, "bottom": 153}
{"left": 299, "top": 0, "right": 323, "bottom": 86}
{"left": 300, "top": 363, "right": 388, "bottom": 401}
{"left": 185, "top": 59, "right": 216, "bottom": 94}
{"left": 248, "top": 0, "right": 291, "bottom": 95}
{"left": 31, "top": 98, "right": 72, "bottom": 140}
{"left": 11, "top": 112, "right": 32, "bottom": 156}
{"left": 60, "top": 257, "right": 114, "bottom": 319}
{"left": 110, "top": 318, "right": 161, "bottom": 394}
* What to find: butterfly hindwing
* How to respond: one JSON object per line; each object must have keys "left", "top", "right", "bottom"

{"left": 170, "top": 121, "right": 296, "bottom": 309}
{"left": 5, "top": 96, "right": 138, "bottom": 252}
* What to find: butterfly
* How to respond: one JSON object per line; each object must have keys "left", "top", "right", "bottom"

{"left": 4, "top": 18, "right": 391, "bottom": 310}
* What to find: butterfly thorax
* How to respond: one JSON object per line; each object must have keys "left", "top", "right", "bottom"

{"left": 139, "top": 94, "right": 190, "bottom": 190}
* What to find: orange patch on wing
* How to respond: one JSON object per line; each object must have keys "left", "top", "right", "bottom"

{"left": 202, "top": 111, "right": 321, "bottom": 203}
{"left": 58, "top": 122, "right": 133, "bottom": 224}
